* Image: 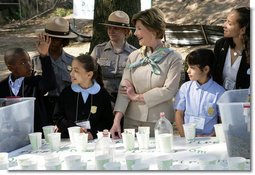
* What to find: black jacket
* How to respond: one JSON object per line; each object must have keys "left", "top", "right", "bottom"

{"left": 0, "top": 56, "right": 56, "bottom": 132}
{"left": 53, "top": 86, "right": 114, "bottom": 139}
{"left": 213, "top": 38, "right": 250, "bottom": 89}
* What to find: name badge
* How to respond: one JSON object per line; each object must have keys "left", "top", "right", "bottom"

{"left": 75, "top": 120, "right": 91, "bottom": 129}
{"left": 91, "top": 106, "right": 97, "bottom": 114}
{"left": 189, "top": 116, "right": 205, "bottom": 130}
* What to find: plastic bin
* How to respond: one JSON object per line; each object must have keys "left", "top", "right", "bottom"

{"left": 0, "top": 97, "right": 35, "bottom": 152}
{"left": 217, "top": 89, "right": 250, "bottom": 158}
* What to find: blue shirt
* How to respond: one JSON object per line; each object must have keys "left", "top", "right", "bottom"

{"left": 174, "top": 78, "right": 225, "bottom": 135}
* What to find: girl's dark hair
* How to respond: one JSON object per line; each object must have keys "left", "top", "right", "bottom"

{"left": 227, "top": 7, "right": 250, "bottom": 64}
{"left": 75, "top": 54, "right": 104, "bottom": 87}
{"left": 185, "top": 48, "right": 214, "bottom": 77}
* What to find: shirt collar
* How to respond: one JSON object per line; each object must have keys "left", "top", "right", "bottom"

{"left": 104, "top": 41, "right": 133, "bottom": 53}
{"left": 194, "top": 77, "right": 214, "bottom": 90}
{"left": 8, "top": 75, "right": 24, "bottom": 87}
{"left": 71, "top": 80, "right": 101, "bottom": 103}
{"left": 50, "top": 50, "right": 71, "bottom": 64}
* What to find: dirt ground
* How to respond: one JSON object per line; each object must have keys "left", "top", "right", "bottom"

{"left": 0, "top": 0, "right": 249, "bottom": 80}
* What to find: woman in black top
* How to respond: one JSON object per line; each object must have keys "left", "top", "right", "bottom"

{"left": 213, "top": 7, "right": 250, "bottom": 90}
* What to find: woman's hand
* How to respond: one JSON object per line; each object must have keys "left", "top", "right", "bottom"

{"left": 110, "top": 112, "right": 123, "bottom": 139}
{"left": 37, "top": 34, "right": 51, "bottom": 57}
{"left": 110, "top": 122, "right": 122, "bottom": 139}
{"left": 123, "top": 80, "right": 145, "bottom": 103}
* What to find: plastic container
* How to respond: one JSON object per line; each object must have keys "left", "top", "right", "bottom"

{"left": 0, "top": 97, "right": 35, "bottom": 152}
{"left": 217, "top": 89, "right": 250, "bottom": 158}
{"left": 154, "top": 112, "right": 173, "bottom": 152}
{"left": 94, "top": 129, "right": 115, "bottom": 170}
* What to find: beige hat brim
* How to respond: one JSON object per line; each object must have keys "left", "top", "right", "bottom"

{"left": 99, "top": 23, "right": 135, "bottom": 30}
{"left": 35, "top": 29, "right": 78, "bottom": 38}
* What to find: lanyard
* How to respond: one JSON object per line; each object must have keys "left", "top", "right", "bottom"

{"left": 75, "top": 93, "right": 93, "bottom": 122}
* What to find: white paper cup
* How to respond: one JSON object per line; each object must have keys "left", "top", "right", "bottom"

{"left": 28, "top": 132, "right": 42, "bottom": 150}
{"left": 227, "top": 157, "right": 246, "bottom": 170}
{"left": 95, "top": 154, "right": 111, "bottom": 170}
{"left": 131, "top": 162, "right": 149, "bottom": 170}
{"left": 48, "top": 132, "right": 61, "bottom": 151}
{"left": 158, "top": 133, "right": 173, "bottom": 153}
{"left": 122, "top": 132, "right": 135, "bottom": 151}
{"left": 42, "top": 125, "right": 55, "bottom": 143}
{"left": 0, "top": 152, "right": 8, "bottom": 170}
{"left": 73, "top": 132, "right": 88, "bottom": 151}
{"left": 199, "top": 155, "right": 217, "bottom": 170}
{"left": 17, "top": 154, "right": 38, "bottom": 170}
{"left": 45, "top": 161, "right": 62, "bottom": 170}
{"left": 125, "top": 154, "right": 141, "bottom": 170}
{"left": 170, "top": 164, "right": 189, "bottom": 170}
{"left": 124, "top": 128, "right": 135, "bottom": 136}
{"left": 136, "top": 132, "right": 149, "bottom": 150}
{"left": 157, "top": 155, "right": 173, "bottom": 170}
{"left": 103, "top": 162, "right": 121, "bottom": 170}
{"left": 182, "top": 123, "right": 196, "bottom": 142}
{"left": 214, "top": 123, "right": 226, "bottom": 142}
{"left": 44, "top": 154, "right": 60, "bottom": 164}
{"left": 138, "top": 126, "right": 150, "bottom": 134}
{"left": 64, "top": 154, "right": 82, "bottom": 170}
{"left": 68, "top": 126, "right": 81, "bottom": 146}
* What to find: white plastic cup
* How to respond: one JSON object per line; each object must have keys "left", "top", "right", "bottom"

{"left": 73, "top": 132, "right": 88, "bottom": 151}
{"left": 227, "top": 157, "right": 246, "bottom": 170}
{"left": 122, "top": 132, "right": 135, "bottom": 151}
{"left": 214, "top": 123, "right": 226, "bottom": 142}
{"left": 125, "top": 154, "right": 141, "bottom": 170}
{"left": 157, "top": 155, "right": 173, "bottom": 170}
{"left": 158, "top": 133, "right": 173, "bottom": 153}
{"left": 136, "top": 132, "right": 149, "bottom": 150}
{"left": 68, "top": 126, "right": 81, "bottom": 146}
{"left": 0, "top": 152, "right": 9, "bottom": 170}
{"left": 103, "top": 162, "right": 121, "bottom": 170}
{"left": 95, "top": 154, "right": 111, "bottom": 170}
{"left": 182, "top": 123, "right": 196, "bottom": 142}
{"left": 48, "top": 132, "right": 61, "bottom": 151}
{"left": 42, "top": 125, "right": 55, "bottom": 143}
{"left": 131, "top": 162, "right": 150, "bottom": 170}
{"left": 28, "top": 132, "right": 42, "bottom": 150}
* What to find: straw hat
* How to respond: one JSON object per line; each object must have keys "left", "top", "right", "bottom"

{"left": 99, "top": 11, "right": 134, "bottom": 29}
{"left": 36, "top": 17, "right": 77, "bottom": 38}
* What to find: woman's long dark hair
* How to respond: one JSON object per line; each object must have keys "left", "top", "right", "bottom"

{"left": 227, "top": 7, "right": 250, "bottom": 64}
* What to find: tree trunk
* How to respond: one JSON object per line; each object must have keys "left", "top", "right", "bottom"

{"left": 89, "top": 0, "right": 141, "bottom": 53}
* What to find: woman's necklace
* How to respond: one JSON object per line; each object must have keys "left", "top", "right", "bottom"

{"left": 233, "top": 50, "right": 242, "bottom": 57}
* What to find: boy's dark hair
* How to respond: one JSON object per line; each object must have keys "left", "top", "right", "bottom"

{"left": 75, "top": 54, "right": 104, "bottom": 87}
{"left": 4, "top": 48, "right": 29, "bottom": 65}
{"left": 185, "top": 48, "right": 214, "bottom": 76}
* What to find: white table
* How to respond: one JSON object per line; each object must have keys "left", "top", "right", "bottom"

{"left": 8, "top": 136, "right": 250, "bottom": 170}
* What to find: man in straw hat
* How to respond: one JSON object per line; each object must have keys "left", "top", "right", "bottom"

{"left": 32, "top": 17, "right": 78, "bottom": 124}
{"left": 91, "top": 10, "right": 137, "bottom": 104}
